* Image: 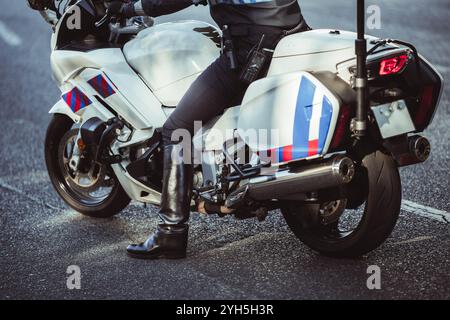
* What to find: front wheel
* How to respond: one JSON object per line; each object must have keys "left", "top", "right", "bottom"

{"left": 282, "top": 150, "right": 401, "bottom": 258}
{"left": 45, "top": 114, "right": 130, "bottom": 218}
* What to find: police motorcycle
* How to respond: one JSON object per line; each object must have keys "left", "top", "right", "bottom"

{"left": 41, "top": 0, "right": 443, "bottom": 257}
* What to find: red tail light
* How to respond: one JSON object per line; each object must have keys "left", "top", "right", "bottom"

{"left": 379, "top": 55, "right": 408, "bottom": 76}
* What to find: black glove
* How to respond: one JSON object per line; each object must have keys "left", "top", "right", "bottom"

{"left": 27, "top": 0, "right": 53, "bottom": 10}
{"left": 106, "top": 1, "right": 136, "bottom": 18}
{"left": 193, "top": 0, "right": 208, "bottom": 5}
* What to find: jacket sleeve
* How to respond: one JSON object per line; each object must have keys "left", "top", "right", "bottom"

{"left": 140, "top": 0, "right": 195, "bottom": 17}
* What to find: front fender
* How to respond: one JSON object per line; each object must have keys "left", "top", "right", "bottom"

{"left": 49, "top": 99, "right": 81, "bottom": 123}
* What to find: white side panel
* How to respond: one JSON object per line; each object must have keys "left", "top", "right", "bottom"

{"left": 153, "top": 73, "right": 201, "bottom": 107}
{"left": 272, "top": 29, "right": 356, "bottom": 58}
{"left": 237, "top": 72, "right": 341, "bottom": 163}
{"left": 268, "top": 49, "right": 355, "bottom": 75}
{"left": 111, "top": 163, "right": 161, "bottom": 205}
{"left": 51, "top": 49, "right": 167, "bottom": 129}
{"left": 193, "top": 106, "right": 241, "bottom": 151}
{"left": 268, "top": 29, "right": 378, "bottom": 75}
{"left": 239, "top": 74, "right": 299, "bottom": 150}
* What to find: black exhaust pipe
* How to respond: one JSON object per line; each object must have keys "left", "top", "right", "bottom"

{"left": 243, "top": 156, "right": 355, "bottom": 201}
{"left": 388, "top": 135, "right": 431, "bottom": 167}
{"left": 408, "top": 135, "right": 431, "bottom": 162}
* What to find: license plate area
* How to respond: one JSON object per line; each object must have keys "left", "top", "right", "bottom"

{"left": 371, "top": 100, "right": 416, "bottom": 138}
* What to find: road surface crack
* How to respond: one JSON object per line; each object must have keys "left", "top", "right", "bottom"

{"left": 0, "top": 178, "right": 63, "bottom": 211}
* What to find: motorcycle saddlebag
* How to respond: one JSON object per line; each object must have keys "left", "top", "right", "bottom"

{"left": 237, "top": 71, "right": 344, "bottom": 164}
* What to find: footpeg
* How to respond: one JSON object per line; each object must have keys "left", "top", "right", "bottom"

{"left": 224, "top": 185, "right": 249, "bottom": 208}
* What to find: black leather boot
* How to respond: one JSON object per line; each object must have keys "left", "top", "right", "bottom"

{"left": 127, "top": 144, "right": 192, "bottom": 259}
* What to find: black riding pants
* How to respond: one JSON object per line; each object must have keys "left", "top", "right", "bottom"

{"left": 161, "top": 54, "right": 247, "bottom": 146}
{"left": 161, "top": 30, "right": 284, "bottom": 146}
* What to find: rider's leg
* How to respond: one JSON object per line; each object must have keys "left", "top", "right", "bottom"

{"left": 126, "top": 55, "right": 247, "bottom": 259}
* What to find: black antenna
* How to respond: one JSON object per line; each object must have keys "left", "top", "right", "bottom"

{"left": 353, "top": 0, "right": 368, "bottom": 138}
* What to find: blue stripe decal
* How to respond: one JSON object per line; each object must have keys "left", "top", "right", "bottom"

{"left": 318, "top": 95, "right": 333, "bottom": 154}
{"left": 70, "top": 88, "right": 77, "bottom": 109}
{"left": 292, "top": 76, "right": 316, "bottom": 159}
{"left": 80, "top": 91, "right": 87, "bottom": 109}
{"left": 96, "top": 75, "right": 102, "bottom": 94}
{"left": 78, "top": 95, "right": 84, "bottom": 110}
{"left": 277, "top": 147, "right": 283, "bottom": 163}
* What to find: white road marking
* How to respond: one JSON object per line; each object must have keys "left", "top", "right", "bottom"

{"left": 0, "top": 20, "right": 22, "bottom": 46}
{"left": 401, "top": 200, "right": 450, "bottom": 223}
{"left": 392, "top": 236, "right": 435, "bottom": 245}
{"left": 0, "top": 178, "right": 61, "bottom": 211}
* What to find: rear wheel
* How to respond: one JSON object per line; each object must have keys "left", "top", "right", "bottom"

{"left": 282, "top": 150, "right": 401, "bottom": 258}
{"left": 45, "top": 114, "right": 130, "bottom": 218}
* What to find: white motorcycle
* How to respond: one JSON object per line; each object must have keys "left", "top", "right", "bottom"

{"left": 42, "top": 0, "right": 443, "bottom": 257}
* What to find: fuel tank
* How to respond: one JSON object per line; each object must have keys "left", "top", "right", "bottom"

{"left": 123, "top": 21, "right": 221, "bottom": 106}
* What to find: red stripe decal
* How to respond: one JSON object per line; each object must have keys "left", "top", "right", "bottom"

{"left": 74, "top": 89, "right": 82, "bottom": 112}
{"left": 65, "top": 90, "right": 73, "bottom": 108}
{"left": 83, "top": 92, "right": 91, "bottom": 106}
{"left": 282, "top": 145, "right": 293, "bottom": 162}
{"left": 307, "top": 140, "right": 319, "bottom": 156}
{"left": 101, "top": 77, "right": 109, "bottom": 97}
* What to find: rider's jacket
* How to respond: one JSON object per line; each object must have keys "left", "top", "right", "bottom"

{"left": 208, "top": 0, "right": 303, "bottom": 29}
{"left": 140, "top": 0, "right": 304, "bottom": 30}
{"left": 49, "top": 0, "right": 304, "bottom": 31}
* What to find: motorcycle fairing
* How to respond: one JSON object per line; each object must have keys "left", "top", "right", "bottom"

{"left": 61, "top": 72, "right": 116, "bottom": 115}
{"left": 238, "top": 72, "right": 340, "bottom": 164}
{"left": 50, "top": 73, "right": 163, "bottom": 205}
{"left": 50, "top": 48, "right": 167, "bottom": 129}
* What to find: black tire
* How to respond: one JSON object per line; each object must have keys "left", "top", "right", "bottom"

{"left": 282, "top": 150, "right": 402, "bottom": 258}
{"left": 45, "top": 114, "right": 130, "bottom": 218}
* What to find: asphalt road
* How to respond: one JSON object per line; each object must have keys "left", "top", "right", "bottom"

{"left": 0, "top": 0, "right": 449, "bottom": 300}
